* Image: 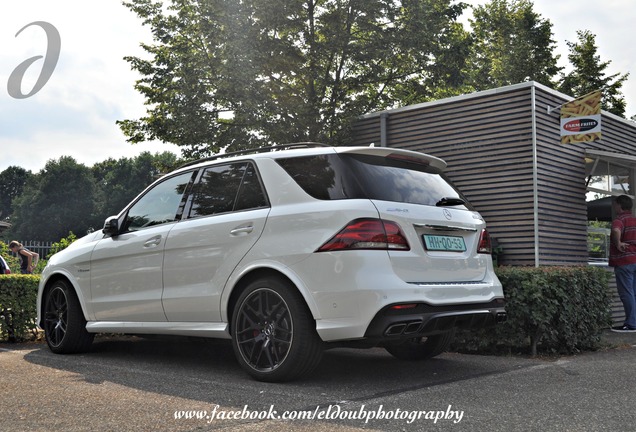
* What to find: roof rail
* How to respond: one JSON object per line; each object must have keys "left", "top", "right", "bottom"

{"left": 178, "top": 142, "right": 330, "bottom": 168}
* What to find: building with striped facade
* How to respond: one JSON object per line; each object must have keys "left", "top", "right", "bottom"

{"left": 352, "top": 81, "right": 636, "bottom": 323}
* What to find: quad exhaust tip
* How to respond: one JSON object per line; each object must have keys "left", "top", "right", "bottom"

{"left": 383, "top": 311, "right": 507, "bottom": 337}
{"left": 385, "top": 320, "right": 423, "bottom": 336}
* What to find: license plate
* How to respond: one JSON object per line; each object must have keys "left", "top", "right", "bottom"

{"left": 423, "top": 235, "right": 466, "bottom": 252}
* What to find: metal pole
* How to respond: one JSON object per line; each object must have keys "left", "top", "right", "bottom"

{"left": 531, "top": 85, "right": 540, "bottom": 267}
{"left": 380, "top": 113, "right": 388, "bottom": 147}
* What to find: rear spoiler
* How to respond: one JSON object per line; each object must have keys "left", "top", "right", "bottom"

{"left": 335, "top": 146, "right": 447, "bottom": 173}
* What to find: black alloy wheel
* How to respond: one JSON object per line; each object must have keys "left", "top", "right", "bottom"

{"left": 43, "top": 280, "right": 94, "bottom": 354}
{"left": 232, "top": 276, "right": 323, "bottom": 382}
{"left": 44, "top": 284, "right": 68, "bottom": 348}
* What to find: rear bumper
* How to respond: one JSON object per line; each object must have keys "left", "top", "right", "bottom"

{"left": 363, "top": 299, "right": 507, "bottom": 342}
{"left": 288, "top": 250, "right": 505, "bottom": 342}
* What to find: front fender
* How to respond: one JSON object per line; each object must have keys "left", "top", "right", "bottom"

{"left": 37, "top": 268, "right": 94, "bottom": 328}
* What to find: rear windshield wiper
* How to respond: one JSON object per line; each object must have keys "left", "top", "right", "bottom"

{"left": 435, "top": 197, "right": 466, "bottom": 207}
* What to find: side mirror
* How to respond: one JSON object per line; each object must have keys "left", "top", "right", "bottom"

{"left": 102, "top": 216, "right": 119, "bottom": 237}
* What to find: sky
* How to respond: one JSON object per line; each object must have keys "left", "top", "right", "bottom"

{"left": 0, "top": 0, "right": 635, "bottom": 173}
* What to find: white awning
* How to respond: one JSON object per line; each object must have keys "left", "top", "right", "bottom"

{"left": 585, "top": 149, "right": 636, "bottom": 167}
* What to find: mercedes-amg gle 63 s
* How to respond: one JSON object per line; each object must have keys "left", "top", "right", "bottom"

{"left": 38, "top": 144, "right": 506, "bottom": 382}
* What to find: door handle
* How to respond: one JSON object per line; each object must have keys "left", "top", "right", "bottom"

{"left": 144, "top": 235, "right": 162, "bottom": 248}
{"left": 230, "top": 225, "right": 254, "bottom": 236}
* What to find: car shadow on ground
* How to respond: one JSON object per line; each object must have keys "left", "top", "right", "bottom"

{"left": 15, "top": 334, "right": 551, "bottom": 408}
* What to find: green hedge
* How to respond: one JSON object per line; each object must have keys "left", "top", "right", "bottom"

{"left": 0, "top": 275, "right": 40, "bottom": 342}
{"left": 452, "top": 266, "right": 612, "bottom": 356}
{"left": 0, "top": 266, "right": 615, "bottom": 352}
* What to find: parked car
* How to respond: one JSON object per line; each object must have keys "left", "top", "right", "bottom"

{"left": 37, "top": 143, "right": 506, "bottom": 382}
{"left": 0, "top": 254, "right": 10, "bottom": 274}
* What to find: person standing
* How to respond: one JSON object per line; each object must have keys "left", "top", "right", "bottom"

{"left": 8, "top": 241, "right": 39, "bottom": 274}
{"left": 609, "top": 195, "right": 636, "bottom": 332}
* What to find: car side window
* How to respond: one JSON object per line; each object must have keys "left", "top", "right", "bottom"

{"left": 123, "top": 171, "right": 194, "bottom": 231}
{"left": 276, "top": 154, "right": 363, "bottom": 200}
{"left": 188, "top": 162, "right": 267, "bottom": 218}
{"left": 235, "top": 163, "right": 268, "bottom": 211}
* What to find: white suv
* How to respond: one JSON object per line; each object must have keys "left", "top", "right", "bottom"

{"left": 37, "top": 144, "right": 506, "bottom": 382}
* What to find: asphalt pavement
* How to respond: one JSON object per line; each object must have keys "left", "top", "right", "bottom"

{"left": 1, "top": 330, "right": 635, "bottom": 431}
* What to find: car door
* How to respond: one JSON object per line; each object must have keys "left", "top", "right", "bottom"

{"left": 161, "top": 161, "right": 270, "bottom": 322}
{"left": 89, "top": 171, "right": 196, "bottom": 322}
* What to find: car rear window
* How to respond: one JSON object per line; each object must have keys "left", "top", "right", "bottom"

{"left": 276, "top": 153, "right": 472, "bottom": 209}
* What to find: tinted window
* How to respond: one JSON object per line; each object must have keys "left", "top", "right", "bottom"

{"left": 277, "top": 153, "right": 470, "bottom": 208}
{"left": 345, "top": 154, "right": 471, "bottom": 208}
{"left": 188, "top": 162, "right": 267, "bottom": 218}
{"left": 276, "top": 154, "right": 364, "bottom": 200}
{"left": 124, "top": 171, "right": 194, "bottom": 231}
{"left": 235, "top": 163, "right": 268, "bottom": 211}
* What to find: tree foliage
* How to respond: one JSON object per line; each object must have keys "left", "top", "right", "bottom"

{"left": 119, "top": 0, "right": 471, "bottom": 158}
{"left": 4, "top": 152, "right": 180, "bottom": 242}
{"left": 46, "top": 232, "right": 78, "bottom": 259}
{"left": 10, "top": 157, "right": 99, "bottom": 241}
{"left": 92, "top": 151, "right": 180, "bottom": 217}
{"left": 467, "top": 0, "right": 561, "bottom": 89}
{"left": 558, "top": 30, "right": 629, "bottom": 117}
{"left": 119, "top": 0, "right": 633, "bottom": 154}
{"left": 0, "top": 166, "right": 32, "bottom": 220}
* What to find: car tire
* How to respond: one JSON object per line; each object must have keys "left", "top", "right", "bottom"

{"left": 231, "top": 276, "right": 323, "bottom": 382}
{"left": 43, "top": 280, "right": 94, "bottom": 354}
{"left": 384, "top": 331, "right": 455, "bottom": 361}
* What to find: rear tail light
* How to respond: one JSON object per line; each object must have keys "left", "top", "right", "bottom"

{"left": 317, "top": 218, "right": 410, "bottom": 252}
{"left": 477, "top": 229, "right": 492, "bottom": 254}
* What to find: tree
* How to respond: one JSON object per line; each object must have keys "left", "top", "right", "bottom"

{"left": 393, "top": 8, "right": 474, "bottom": 103}
{"left": 92, "top": 151, "right": 181, "bottom": 218}
{"left": 0, "top": 166, "right": 32, "bottom": 221}
{"left": 468, "top": 0, "right": 561, "bottom": 90}
{"left": 119, "top": 0, "right": 470, "bottom": 158}
{"left": 9, "top": 157, "right": 99, "bottom": 241}
{"left": 558, "top": 30, "right": 629, "bottom": 117}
